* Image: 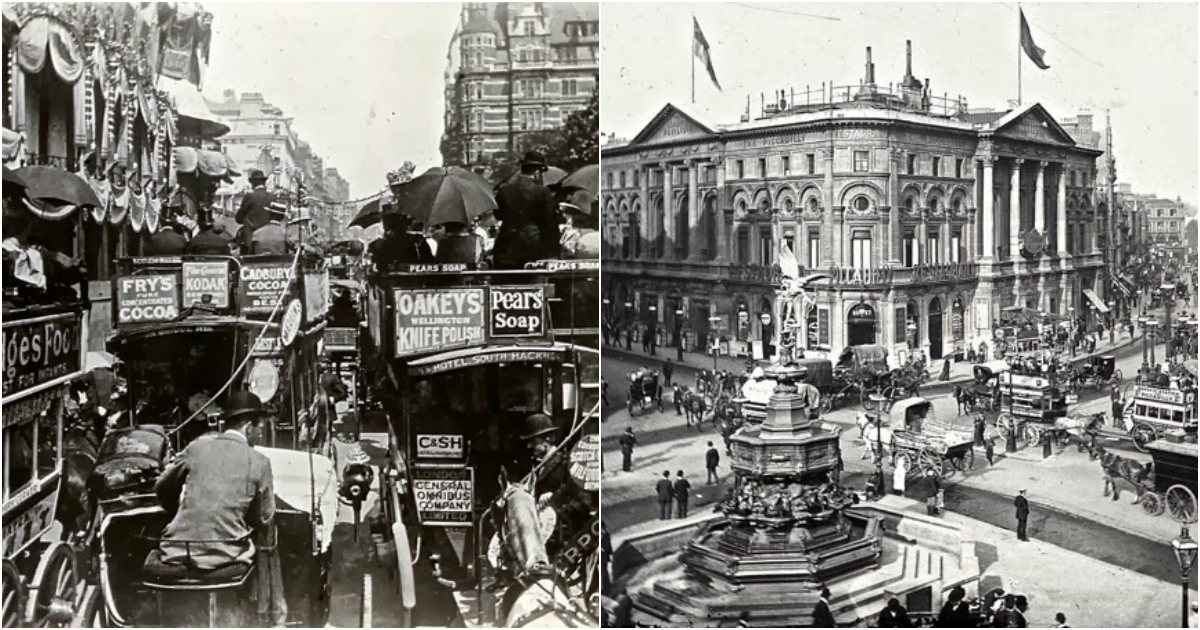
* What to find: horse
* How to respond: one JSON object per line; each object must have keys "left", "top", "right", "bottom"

{"left": 1097, "top": 446, "right": 1154, "bottom": 503}
{"left": 952, "top": 385, "right": 973, "bottom": 416}
{"left": 59, "top": 410, "right": 105, "bottom": 538}
{"left": 1052, "top": 412, "right": 1106, "bottom": 457}
{"left": 682, "top": 389, "right": 708, "bottom": 430}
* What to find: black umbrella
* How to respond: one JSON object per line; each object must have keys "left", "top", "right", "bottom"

{"left": 348, "top": 196, "right": 386, "bottom": 229}
{"left": 14, "top": 165, "right": 102, "bottom": 207}
{"left": 392, "top": 166, "right": 496, "bottom": 227}
{"left": 3, "top": 165, "right": 25, "bottom": 190}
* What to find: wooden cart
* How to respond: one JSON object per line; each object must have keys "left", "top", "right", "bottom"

{"left": 887, "top": 398, "right": 976, "bottom": 478}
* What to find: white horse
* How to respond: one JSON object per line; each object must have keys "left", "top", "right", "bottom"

{"left": 860, "top": 422, "right": 894, "bottom": 460}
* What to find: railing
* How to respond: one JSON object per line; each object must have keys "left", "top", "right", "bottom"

{"left": 754, "top": 83, "right": 969, "bottom": 120}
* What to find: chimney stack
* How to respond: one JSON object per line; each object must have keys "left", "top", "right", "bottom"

{"left": 865, "top": 46, "right": 875, "bottom": 85}
{"left": 906, "top": 40, "right": 913, "bottom": 77}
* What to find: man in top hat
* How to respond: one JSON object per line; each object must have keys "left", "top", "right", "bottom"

{"left": 493, "top": 151, "right": 560, "bottom": 269}
{"left": 145, "top": 215, "right": 189, "bottom": 256}
{"left": 236, "top": 169, "right": 273, "bottom": 250}
{"left": 249, "top": 195, "right": 290, "bottom": 255}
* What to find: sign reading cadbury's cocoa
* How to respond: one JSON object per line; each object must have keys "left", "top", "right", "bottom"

{"left": 2, "top": 314, "right": 84, "bottom": 399}
{"left": 240, "top": 263, "right": 292, "bottom": 314}
{"left": 116, "top": 274, "right": 179, "bottom": 323}
{"left": 393, "top": 288, "right": 485, "bottom": 357}
{"left": 489, "top": 286, "right": 545, "bottom": 338}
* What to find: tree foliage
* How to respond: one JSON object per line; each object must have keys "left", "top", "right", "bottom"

{"left": 545, "top": 89, "right": 599, "bottom": 171}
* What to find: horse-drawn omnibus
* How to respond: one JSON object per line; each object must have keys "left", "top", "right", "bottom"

{"left": 995, "top": 371, "right": 1069, "bottom": 442}
{"left": 2, "top": 304, "right": 89, "bottom": 627}
{"left": 364, "top": 261, "right": 600, "bottom": 627}
{"left": 1119, "top": 384, "right": 1198, "bottom": 451}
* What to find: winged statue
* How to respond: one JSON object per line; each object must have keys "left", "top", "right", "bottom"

{"left": 776, "top": 240, "right": 829, "bottom": 365}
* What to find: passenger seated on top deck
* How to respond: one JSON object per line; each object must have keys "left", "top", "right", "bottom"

{"left": 493, "top": 151, "right": 560, "bottom": 269}
{"left": 152, "top": 390, "right": 276, "bottom": 571}
{"left": 558, "top": 200, "right": 600, "bottom": 260}
{"left": 368, "top": 209, "right": 433, "bottom": 270}
{"left": 145, "top": 215, "right": 190, "bottom": 256}
{"left": 434, "top": 221, "right": 481, "bottom": 264}
{"left": 248, "top": 197, "right": 291, "bottom": 255}
{"left": 187, "top": 215, "right": 232, "bottom": 256}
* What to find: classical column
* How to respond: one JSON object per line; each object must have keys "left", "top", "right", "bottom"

{"left": 888, "top": 148, "right": 902, "bottom": 265}
{"left": 966, "top": 207, "right": 977, "bottom": 261}
{"left": 1009, "top": 158, "right": 1024, "bottom": 260}
{"left": 1033, "top": 160, "right": 1046, "bottom": 251}
{"left": 980, "top": 158, "right": 996, "bottom": 261}
{"left": 639, "top": 165, "right": 651, "bottom": 260}
{"left": 919, "top": 206, "right": 929, "bottom": 265}
{"left": 832, "top": 206, "right": 845, "bottom": 266}
{"left": 661, "top": 162, "right": 674, "bottom": 259}
{"left": 821, "top": 147, "right": 835, "bottom": 267}
{"left": 716, "top": 161, "right": 729, "bottom": 263}
{"left": 1056, "top": 163, "right": 1069, "bottom": 259}
{"left": 880, "top": 206, "right": 893, "bottom": 264}
{"left": 687, "top": 160, "right": 701, "bottom": 261}
{"left": 749, "top": 222, "right": 760, "bottom": 264}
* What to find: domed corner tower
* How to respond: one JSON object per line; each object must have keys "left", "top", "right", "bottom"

{"left": 629, "top": 362, "right": 885, "bottom": 626}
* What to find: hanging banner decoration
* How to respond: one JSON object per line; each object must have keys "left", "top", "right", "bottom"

{"left": 240, "top": 262, "right": 292, "bottom": 315}
{"left": 303, "top": 271, "right": 330, "bottom": 323}
{"left": 2, "top": 314, "right": 84, "bottom": 399}
{"left": 412, "top": 468, "right": 474, "bottom": 527}
{"left": 181, "top": 261, "right": 229, "bottom": 308}
{"left": 489, "top": 286, "right": 545, "bottom": 338}
{"left": 393, "top": 288, "right": 485, "bottom": 357}
{"left": 116, "top": 274, "right": 179, "bottom": 323}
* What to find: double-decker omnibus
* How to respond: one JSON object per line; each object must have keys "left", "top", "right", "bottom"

{"left": 364, "top": 260, "right": 599, "bottom": 627}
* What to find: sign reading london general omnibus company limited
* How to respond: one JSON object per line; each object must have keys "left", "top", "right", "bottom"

{"left": 393, "top": 288, "right": 485, "bottom": 357}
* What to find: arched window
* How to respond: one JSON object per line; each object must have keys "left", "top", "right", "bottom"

{"left": 807, "top": 197, "right": 819, "bottom": 214}
{"left": 905, "top": 196, "right": 916, "bottom": 212}
{"left": 929, "top": 198, "right": 940, "bottom": 214}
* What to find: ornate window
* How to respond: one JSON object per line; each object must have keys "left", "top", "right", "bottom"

{"left": 852, "top": 196, "right": 870, "bottom": 212}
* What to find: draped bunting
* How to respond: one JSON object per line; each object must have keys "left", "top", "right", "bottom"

{"left": 88, "top": 178, "right": 110, "bottom": 223}
{"left": 108, "top": 184, "right": 130, "bottom": 225}
{"left": 129, "top": 189, "right": 146, "bottom": 231}
{"left": 2, "top": 127, "right": 25, "bottom": 164}
{"left": 144, "top": 195, "right": 161, "bottom": 233}
{"left": 16, "top": 16, "right": 84, "bottom": 84}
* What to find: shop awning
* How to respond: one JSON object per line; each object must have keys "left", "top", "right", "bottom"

{"left": 158, "top": 77, "right": 230, "bottom": 139}
{"left": 174, "top": 147, "right": 237, "bottom": 178}
{"left": 1082, "top": 288, "right": 1111, "bottom": 314}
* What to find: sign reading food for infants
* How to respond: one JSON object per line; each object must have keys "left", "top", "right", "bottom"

{"left": 393, "top": 288, "right": 485, "bottom": 357}
{"left": 182, "top": 261, "right": 229, "bottom": 308}
{"left": 240, "top": 263, "right": 292, "bottom": 314}
{"left": 412, "top": 468, "right": 473, "bottom": 526}
{"left": 117, "top": 274, "right": 179, "bottom": 323}
{"left": 489, "top": 286, "right": 545, "bottom": 337}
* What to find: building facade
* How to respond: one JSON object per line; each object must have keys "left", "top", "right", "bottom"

{"left": 602, "top": 44, "right": 1105, "bottom": 363}
{"left": 441, "top": 2, "right": 599, "bottom": 170}
{"left": 1141, "top": 195, "right": 1188, "bottom": 253}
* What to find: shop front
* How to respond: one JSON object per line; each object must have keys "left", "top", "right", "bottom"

{"left": 846, "top": 302, "right": 878, "bottom": 347}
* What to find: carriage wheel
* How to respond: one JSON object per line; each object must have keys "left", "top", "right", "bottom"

{"left": 895, "top": 452, "right": 913, "bottom": 473}
{"left": 859, "top": 388, "right": 873, "bottom": 410}
{"left": 69, "top": 584, "right": 103, "bottom": 628}
{"left": 30, "top": 543, "right": 82, "bottom": 627}
{"left": 918, "top": 447, "right": 944, "bottom": 478}
{"left": 1166, "top": 485, "right": 1198, "bottom": 524}
{"left": 1131, "top": 424, "right": 1157, "bottom": 452}
{"left": 3, "top": 560, "right": 26, "bottom": 629}
{"left": 1140, "top": 492, "right": 1166, "bottom": 517}
{"left": 1022, "top": 424, "right": 1043, "bottom": 445}
{"left": 960, "top": 448, "right": 975, "bottom": 472}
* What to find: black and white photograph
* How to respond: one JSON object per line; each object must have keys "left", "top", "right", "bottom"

{"left": 599, "top": 3, "right": 1198, "bottom": 628}
{"left": 3, "top": 2, "right": 599, "bottom": 628}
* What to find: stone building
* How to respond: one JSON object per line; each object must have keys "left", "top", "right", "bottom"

{"left": 1140, "top": 195, "right": 1189, "bottom": 254}
{"left": 440, "top": 2, "right": 599, "bottom": 169}
{"left": 602, "top": 43, "right": 1105, "bottom": 363}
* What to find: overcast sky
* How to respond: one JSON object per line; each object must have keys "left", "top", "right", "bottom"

{"left": 602, "top": 2, "right": 1198, "bottom": 205}
{"left": 203, "top": 3, "right": 460, "bottom": 199}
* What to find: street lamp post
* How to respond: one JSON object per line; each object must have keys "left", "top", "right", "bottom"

{"left": 623, "top": 302, "right": 633, "bottom": 350}
{"left": 906, "top": 320, "right": 918, "bottom": 363}
{"left": 1068, "top": 306, "right": 1077, "bottom": 357}
{"left": 1163, "top": 283, "right": 1175, "bottom": 360}
{"left": 709, "top": 316, "right": 723, "bottom": 373}
{"left": 1108, "top": 301, "right": 1116, "bottom": 346}
{"left": 675, "top": 308, "right": 686, "bottom": 362}
{"left": 1171, "top": 528, "right": 1198, "bottom": 628}
{"left": 1148, "top": 319, "right": 1160, "bottom": 366}
{"left": 1138, "top": 315, "right": 1149, "bottom": 367}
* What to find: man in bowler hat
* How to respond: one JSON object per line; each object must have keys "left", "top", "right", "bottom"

{"left": 1014, "top": 489, "right": 1030, "bottom": 541}
{"left": 236, "top": 170, "right": 273, "bottom": 250}
{"left": 656, "top": 470, "right": 674, "bottom": 520}
{"left": 493, "top": 151, "right": 560, "bottom": 269}
{"left": 673, "top": 470, "right": 691, "bottom": 518}
{"left": 249, "top": 196, "right": 290, "bottom": 255}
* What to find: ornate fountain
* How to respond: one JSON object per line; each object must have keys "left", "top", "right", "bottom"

{"left": 626, "top": 362, "right": 884, "bottom": 626}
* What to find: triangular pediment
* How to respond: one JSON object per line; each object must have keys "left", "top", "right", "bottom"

{"left": 630, "top": 103, "right": 717, "bottom": 146}
{"left": 993, "top": 103, "right": 1077, "bottom": 146}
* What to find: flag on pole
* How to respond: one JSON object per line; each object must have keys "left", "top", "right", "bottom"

{"left": 693, "top": 17, "right": 722, "bottom": 91}
{"left": 1019, "top": 9, "right": 1050, "bottom": 70}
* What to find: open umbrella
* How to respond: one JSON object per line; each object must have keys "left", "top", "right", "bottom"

{"left": 3, "top": 165, "right": 25, "bottom": 197}
{"left": 15, "top": 165, "right": 102, "bottom": 207}
{"left": 392, "top": 166, "right": 496, "bottom": 227}
{"left": 348, "top": 196, "right": 386, "bottom": 229}
{"left": 542, "top": 166, "right": 569, "bottom": 187}
{"left": 557, "top": 163, "right": 599, "bottom": 195}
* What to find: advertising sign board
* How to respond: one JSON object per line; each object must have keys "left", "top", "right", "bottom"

{"left": 116, "top": 274, "right": 179, "bottom": 323}
{"left": 489, "top": 286, "right": 545, "bottom": 338}
{"left": 2, "top": 314, "right": 84, "bottom": 399}
{"left": 240, "top": 263, "right": 292, "bottom": 314}
{"left": 181, "top": 261, "right": 230, "bottom": 308}
{"left": 412, "top": 468, "right": 473, "bottom": 526}
{"left": 393, "top": 288, "right": 485, "bottom": 357}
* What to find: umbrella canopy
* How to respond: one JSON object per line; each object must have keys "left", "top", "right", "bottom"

{"left": 393, "top": 166, "right": 496, "bottom": 227}
{"left": 3, "top": 165, "right": 25, "bottom": 191}
{"left": 558, "top": 163, "right": 599, "bottom": 195}
{"left": 348, "top": 196, "right": 385, "bottom": 229}
{"left": 542, "top": 166, "right": 569, "bottom": 187}
{"left": 15, "top": 165, "right": 102, "bottom": 207}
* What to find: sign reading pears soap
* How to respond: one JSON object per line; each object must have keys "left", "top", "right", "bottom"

{"left": 489, "top": 286, "right": 545, "bottom": 338}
